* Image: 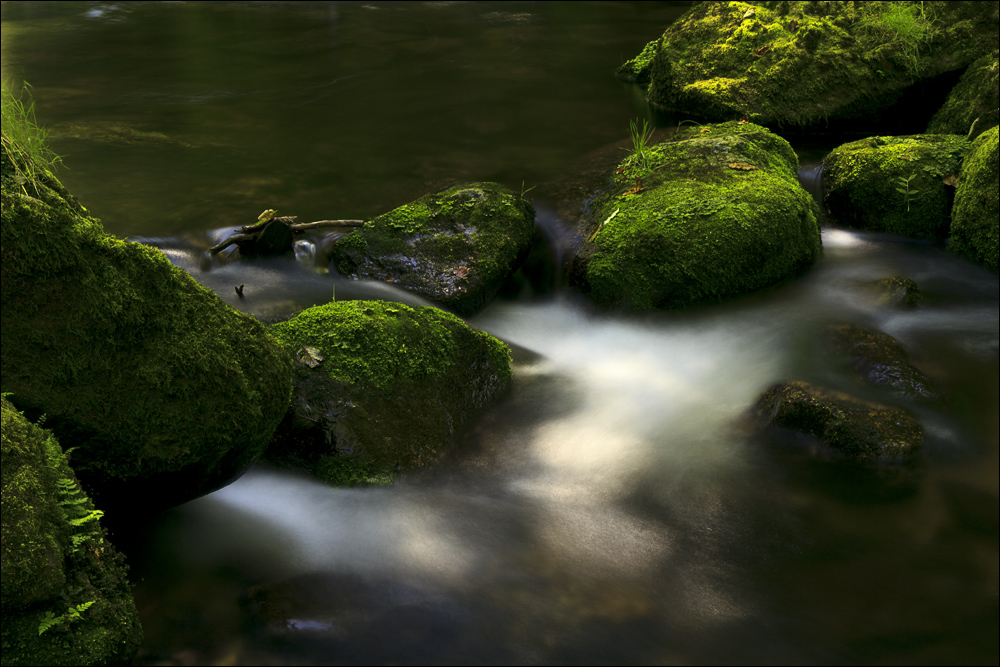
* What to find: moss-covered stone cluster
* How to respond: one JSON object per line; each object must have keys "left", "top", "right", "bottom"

{"left": 637, "top": 2, "right": 997, "bottom": 129}
{"left": 927, "top": 49, "right": 1000, "bottom": 139}
{"left": 571, "top": 121, "right": 820, "bottom": 310}
{"left": 330, "top": 182, "right": 536, "bottom": 316}
{"left": 266, "top": 301, "right": 511, "bottom": 483}
{"left": 949, "top": 126, "right": 999, "bottom": 272}
{"left": 1, "top": 398, "right": 142, "bottom": 666}
{"left": 1, "top": 140, "right": 292, "bottom": 514}
{"left": 823, "top": 133, "right": 969, "bottom": 237}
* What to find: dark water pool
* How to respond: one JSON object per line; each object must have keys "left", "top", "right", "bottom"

{"left": 3, "top": 2, "right": 997, "bottom": 665}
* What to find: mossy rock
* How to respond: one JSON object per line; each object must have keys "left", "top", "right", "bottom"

{"left": 1, "top": 398, "right": 142, "bottom": 666}
{"left": 330, "top": 182, "right": 536, "bottom": 316}
{"left": 753, "top": 381, "right": 923, "bottom": 463}
{"left": 265, "top": 301, "right": 511, "bottom": 483}
{"left": 927, "top": 49, "right": 1000, "bottom": 139}
{"left": 863, "top": 276, "right": 923, "bottom": 307}
{"left": 828, "top": 323, "right": 939, "bottom": 401}
{"left": 822, "top": 133, "right": 969, "bottom": 237}
{"left": 616, "top": 37, "right": 660, "bottom": 84}
{"left": 1, "top": 142, "right": 292, "bottom": 514}
{"left": 641, "top": 2, "right": 998, "bottom": 129}
{"left": 570, "top": 121, "right": 820, "bottom": 310}
{"left": 950, "top": 125, "right": 999, "bottom": 271}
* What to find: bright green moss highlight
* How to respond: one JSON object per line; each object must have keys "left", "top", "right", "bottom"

{"left": 823, "top": 133, "right": 970, "bottom": 237}
{"left": 616, "top": 37, "right": 660, "bottom": 83}
{"left": 1, "top": 132, "right": 291, "bottom": 506}
{"left": 580, "top": 121, "right": 820, "bottom": 310}
{"left": 1, "top": 398, "right": 142, "bottom": 666}
{"left": 950, "top": 126, "right": 999, "bottom": 271}
{"left": 927, "top": 50, "right": 1000, "bottom": 139}
{"left": 643, "top": 2, "right": 997, "bottom": 128}
{"left": 270, "top": 300, "right": 511, "bottom": 389}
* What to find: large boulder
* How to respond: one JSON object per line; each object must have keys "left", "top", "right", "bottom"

{"left": 265, "top": 301, "right": 511, "bottom": 485}
{"left": 949, "top": 125, "right": 999, "bottom": 271}
{"left": 822, "top": 134, "right": 969, "bottom": 237}
{"left": 752, "top": 382, "right": 923, "bottom": 464}
{"left": 639, "top": 2, "right": 998, "bottom": 130}
{"left": 1, "top": 142, "right": 292, "bottom": 514}
{"left": 329, "top": 182, "right": 536, "bottom": 316}
{"left": 570, "top": 121, "right": 820, "bottom": 310}
{"left": 1, "top": 398, "right": 142, "bottom": 666}
{"left": 927, "top": 49, "right": 1000, "bottom": 139}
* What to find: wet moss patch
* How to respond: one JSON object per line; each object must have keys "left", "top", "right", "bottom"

{"left": 927, "top": 49, "right": 999, "bottom": 139}
{"left": 949, "top": 126, "right": 999, "bottom": 271}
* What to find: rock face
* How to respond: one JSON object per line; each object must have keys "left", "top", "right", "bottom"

{"left": 864, "top": 276, "right": 923, "bottom": 308}
{"left": 753, "top": 382, "right": 923, "bottom": 463}
{"left": 638, "top": 2, "right": 997, "bottom": 129}
{"left": 1, "top": 142, "right": 292, "bottom": 514}
{"left": 265, "top": 301, "right": 511, "bottom": 484}
{"left": 330, "top": 182, "right": 536, "bottom": 316}
{"left": 570, "top": 121, "right": 820, "bottom": 310}
{"left": 927, "top": 49, "right": 1000, "bottom": 140}
{"left": 950, "top": 125, "right": 999, "bottom": 271}
{"left": 828, "top": 323, "right": 939, "bottom": 401}
{"left": 1, "top": 398, "right": 142, "bottom": 666}
{"left": 823, "top": 134, "right": 969, "bottom": 237}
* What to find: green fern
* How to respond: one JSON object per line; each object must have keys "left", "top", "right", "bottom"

{"left": 37, "top": 601, "right": 96, "bottom": 635}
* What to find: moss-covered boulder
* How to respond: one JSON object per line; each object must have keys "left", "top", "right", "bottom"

{"left": 329, "top": 182, "right": 536, "bottom": 316}
{"left": 570, "top": 121, "right": 820, "bottom": 310}
{"left": 640, "top": 2, "right": 997, "bottom": 129}
{"left": 828, "top": 323, "right": 939, "bottom": 401}
{"left": 822, "top": 134, "right": 969, "bottom": 237}
{"left": 1, "top": 398, "right": 142, "bottom": 666}
{"left": 927, "top": 49, "right": 1000, "bottom": 139}
{"left": 616, "top": 38, "right": 659, "bottom": 84}
{"left": 265, "top": 301, "right": 511, "bottom": 484}
{"left": 863, "top": 276, "right": 923, "bottom": 308}
{"left": 950, "top": 126, "right": 999, "bottom": 271}
{"left": 753, "top": 382, "right": 923, "bottom": 463}
{"left": 1, "top": 143, "right": 292, "bottom": 514}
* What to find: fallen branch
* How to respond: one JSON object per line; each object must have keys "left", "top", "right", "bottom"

{"left": 210, "top": 217, "right": 367, "bottom": 255}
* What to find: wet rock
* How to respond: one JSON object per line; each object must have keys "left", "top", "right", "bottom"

{"left": 237, "top": 218, "right": 295, "bottom": 257}
{"left": 863, "top": 276, "right": 923, "bottom": 308}
{"left": 1, "top": 141, "right": 292, "bottom": 514}
{"left": 637, "top": 2, "right": 997, "bottom": 130}
{"left": 927, "top": 49, "right": 999, "bottom": 140}
{"left": 949, "top": 125, "right": 999, "bottom": 272}
{"left": 823, "top": 134, "right": 969, "bottom": 238}
{"left": 753, "top": 381, "right": 923, "bottom": 463}
{"left": 265, "top": 301, "right": 511, "bottom": 483}
{"left": 329, "top": 182, "right": 536, "bottom": 316}
{"left": 828, "top": 323, "right": 939, "bottom": 401}
{"left": 1, "top": 398, "right": 142, "bottom": 666}
{"left": 615, "top": 37, "right": 659, "bottom": 84}
{"left": 570, "top": 121, "right": 820, "bottom": 310}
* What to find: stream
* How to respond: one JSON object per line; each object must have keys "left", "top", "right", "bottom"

{"left": 3, "top": 2, "right": 997, "bottom": 664}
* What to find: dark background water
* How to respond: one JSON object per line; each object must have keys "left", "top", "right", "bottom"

{"left": 3, "top": 3, "right": 998, "bottom": 665}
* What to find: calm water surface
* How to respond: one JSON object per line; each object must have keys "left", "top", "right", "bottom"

{"left": 3, "top": 2, "right": 997, "bottom": 664}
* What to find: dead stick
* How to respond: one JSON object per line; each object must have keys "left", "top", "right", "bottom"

{"left": 289, "top": 220, "right": 366, "bottom": 231}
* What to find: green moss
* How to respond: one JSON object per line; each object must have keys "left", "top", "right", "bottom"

{"left": 1, "top": 398, "right": 142, "bottom": 666}
{"left": 642, "top": 2, "right": 998, "bottom": 128}
{"left": 1, "top": 136, "right": 292, "bottom": 508}
{"left": 578, "top": 121, "right": 820, "bottom": 310}
{"left": 314, "top": 455, "right": 396, "bottom": 487}
{"left": 927, "top": 50, "right": 1000, "bottom": 139}
{"left": 616, "top": 37, "right": 660, "bottom": 84}
{"left": 823, "top": 133, "right": 969, "bottom": 237}
{"left": 950, "top": 126, "right": 999, "bottom": 271}
{"left": 331, "top": 182, "right": 536, "bottom": 316}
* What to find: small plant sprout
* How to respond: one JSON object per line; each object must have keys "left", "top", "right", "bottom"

{"left": 519, "top": 180, "right": 537, "bottom": 201}
{"left": 896, "top": 173, "right": 919, "bottom": 211}
{"left": 620, "top": 118, "right": 656, "bottom": 176}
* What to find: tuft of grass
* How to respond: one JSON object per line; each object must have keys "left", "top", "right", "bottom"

{"left": 855, "top": 2, "right": 937, "bottom": 77}
{"left": 620, "top": 118, "right": 656, "bottom": 177}
{"left": 1, "top": 79, "right": 64, "bottom": 194}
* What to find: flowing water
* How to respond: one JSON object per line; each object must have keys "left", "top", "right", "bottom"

{"left": 3, "top": 3, "right": 998, "bottom": 665}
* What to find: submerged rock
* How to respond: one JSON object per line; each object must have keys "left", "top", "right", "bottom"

{"left": 1, "top": 398, "right": 142, "bottom": 666}
{"left": 927, "top": 49, "right": 1000, "bottom": 140}
{"left": 638, "top": 2, "right": 997, "bottom": 130}
{"left": 570, "top": 121, "right": 820, "bottom": 310}
{"left": 950, "top": 125, "right": 999, "bottom": 271}
{"left": 753, "top": 382, "right": 923, "bottom": 463}
{"left": 828, "top": 323, "right": 939, "bottom": 401}
{"left": 1, "top": 142, "right": 292, "bottom": 514}
{"left": 823, "top": 134, "right": 969, "bottom": 238}
{"left": 265, "top": 301, "right": 511, "bottom": 484}
{"left": 330, "top": 182, "right": 536, "bottom": 316}
{"left": 863, "top": 276, "right": 923, "bottom": 308}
